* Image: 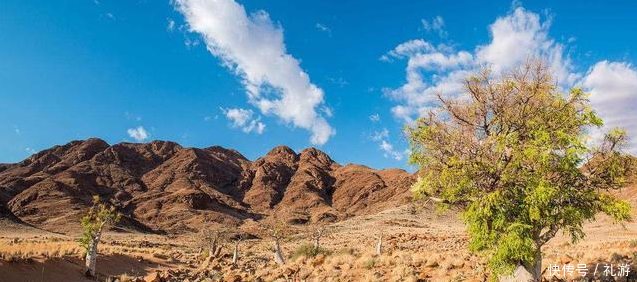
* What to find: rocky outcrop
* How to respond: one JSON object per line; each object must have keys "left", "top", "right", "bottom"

{"left": 0, "top": 138, "right": 415, "bottom": 233}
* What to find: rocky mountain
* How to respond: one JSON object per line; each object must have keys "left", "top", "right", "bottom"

{"left": 0, "top": 138, "right": 415, "bottom": 233}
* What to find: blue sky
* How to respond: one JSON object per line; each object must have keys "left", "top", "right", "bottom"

{"left": 2, "top": 0, "right": 636, "bottom": 170}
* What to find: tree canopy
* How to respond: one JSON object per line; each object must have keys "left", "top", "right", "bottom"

{"left": 408, "top": 60, "right": 632, "bottom": 280}
{"left": 79, "top": 195, "right": 121, "bottom": 252}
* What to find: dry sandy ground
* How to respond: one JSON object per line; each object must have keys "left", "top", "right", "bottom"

{"left": 1, "top": 186, "right": 637, "bottom": 282}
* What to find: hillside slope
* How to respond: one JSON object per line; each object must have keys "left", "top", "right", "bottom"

{"left": 0, "top": 138, "right": 414, "bottom": 233}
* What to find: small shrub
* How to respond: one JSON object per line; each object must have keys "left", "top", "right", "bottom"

{"left": 291, "top": 243, "right": 331, "bottom": 259}
{"left": 199, "top": 249, "right": 210, "bottom": 260}
{"left": 364, "top": 258, "right": 376, "bottom": 270}
{"left": 610, "top": 252, "right": 624, "bottom": 263}
{"left": 336, "top": 247, "right": 358, "bottom": 256}
{"left": 629, "top": 239, "right": 637, "bottom": 248}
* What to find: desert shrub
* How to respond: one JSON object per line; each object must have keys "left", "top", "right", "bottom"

{"left": 291, "top": 243, "right": 331, "bottom": 259}
{"left": 629, "top": 239, "right": 637, "bottom": 248}
{"left": 610, "top": 252, "right": 624, "bottom": 263}
{"left": 336, "top": 247, "right": 359, "bottom": 256}
{"left": 363, "top": 258, "right": 376, "bottom": 269}
{"left": 199, "top": 249, "right": 210, "bottom": 261}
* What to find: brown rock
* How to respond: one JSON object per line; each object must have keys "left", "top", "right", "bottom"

{"left": 0, "top": 139, "right": 414, "bottom": 233}
{"left": 313, "top": 254, "right": 326, "bottom": 266}
{"left": 222, "top": 273, "right": 241, "bottom": 282}
{"left": 425, "top": 260, "right": 439, "bottom": 268}
{"left": 143, "top": 272, "right": 162, "bottom": 282}
{"left": 560, "top": 254, "right": 573, "bottom": 265}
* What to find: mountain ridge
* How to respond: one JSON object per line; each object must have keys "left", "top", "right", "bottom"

{"left": 0, "top": 138, "right": 415, "bottom": 234}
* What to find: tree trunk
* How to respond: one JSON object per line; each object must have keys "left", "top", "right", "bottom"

{"left": 232, "top": 243, "right": 239, "bottom": 265}
{"left": 500, "top": 251, "right": 541, "bottom": 282}
{"left": 209, "top": 238, "right": 217, "bottom": 258}
{"left": 499, "top": 265, "right": 534, "bottom": 282}
{"left": 84, "top": 233, "right": 100, "bottom": 277}
{"left": 375, "top": 236, "right": 383, "bottom": 255}
{"left": 313, "top": 236, "right": 320, "bottom": 251}
{"left": 525, "top": 250, "right": 542, "bottom": 281}
{"left": 213, "top": 245, "right": 222, "bottom": 258}
{"left": 273, "top": 240, "right": 285, "bottom": 264}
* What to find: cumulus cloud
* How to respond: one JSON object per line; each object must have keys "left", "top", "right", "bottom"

{"left": 385, "top": 6, "right": 637, "bottom": 153}
{"left": 127, "top": 126, "right": 149, "bottom": 142}
{"left": 384, "top": 7, "right": 577, "bottom": 124}
{"left": 176, "top": 0, "right": 334, "bottom": 145}
{"left": 369, "top": 113, "right": 380, "bottom": 122}
{"left": 583, "top": 61, "right": 637, "bottom": 154}
{"left": 221, "top": 107, "right": 266, "bottom": 134}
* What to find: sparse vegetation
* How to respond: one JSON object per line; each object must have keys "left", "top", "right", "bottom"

{"left": 260, "top": 217, "right": 292, "bottom": 265}
{"left": 291, "top": 242, "right": 331, "bottom": 259}
{"left": 363, "top": 257, "right": 376, "bottom": 269}
{"left": 198, "top": 224, "right": 228, "bottom": 259}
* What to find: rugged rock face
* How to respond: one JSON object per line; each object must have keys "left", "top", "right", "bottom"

{"left": 0, "top": 138, "right": 415, "bottom": 233}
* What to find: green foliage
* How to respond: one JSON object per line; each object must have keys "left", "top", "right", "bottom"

{"left": 335, "top": 247, "right": 359, "bottom": 256}
{"left": 291, "top": 243, "right": 331, "bottom": 259}
{"left": 79, "top": 195, "right": 121, "bottom": 252}
{"left": 199, "top": 249, "right": 210, "bottom": 261}
{"left": 408, "top": 61, "right": 632, "bottom": 279}
{"left": 363, "top": 258, "right": 376, "bottom": 269}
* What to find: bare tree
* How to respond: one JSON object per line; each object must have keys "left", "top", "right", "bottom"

{"left": 261, "top": 217, "right": 291, "bottom": 265}
{"left": 199, "top": 224, "right": 227, "bottom": 259}
{"left": 307, "top": 224, "right": 330, "bottom": 252}
{"left": 231, "top": 234, "right": 243, "bottom": 266}
{"left": 375, "top": 231, "right": 383, "bottom": 256}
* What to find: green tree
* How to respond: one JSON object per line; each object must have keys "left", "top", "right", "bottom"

{"left": 79, "top": 195, "right": 121, "bottom": 277}
{"left": 408, "top": 60, "right": 632, "bottom": 281}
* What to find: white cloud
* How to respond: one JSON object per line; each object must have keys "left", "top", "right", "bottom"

{"left": 326, "top": 76, "right": 348, "bottom": 87}
{"left": 167, "top": 18, "right": 176, "bottom": 32}
{"left": 421, "top": 16, "right": 447, "bottom": 38}
{"left": 380, "top": 39, "right": 435, "bottom": 62}
{"left": 368, "top": 128, "right": 407, "bottom": 161}
{"left": 176, "top": 0, "right": 334, "bottom": 145}
{"left": 386, "top": 6, "right": 637, "bottom": 154}
{"left": 379, "top": 140, "right": 408, "bottom": 161}
{"left": 583, "top": 61, "right": 637, "bottom": 154}
{"left": 315, "top": 23, "right": 331, "bottom": 35}
{"left": 203, "top": 115, "right": 218, "bottom": 121}
{"left": 221, "top": 107, "right": 266, "bottom": 134}
{"left": 370, "top": 128, "right": 389, "bottom": 142}
{"left": 369, "top": 114, "right": 380, "bottom": 122}
{"left": 127, "top": 126, "right": 149, "bottom": 142}
{"left": 384, "top": 7, "right": 577, "bottom": 124}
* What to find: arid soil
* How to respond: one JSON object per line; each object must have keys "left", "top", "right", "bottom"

{"left": 1, "top": 186, "right": 637, "bottom": 282}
